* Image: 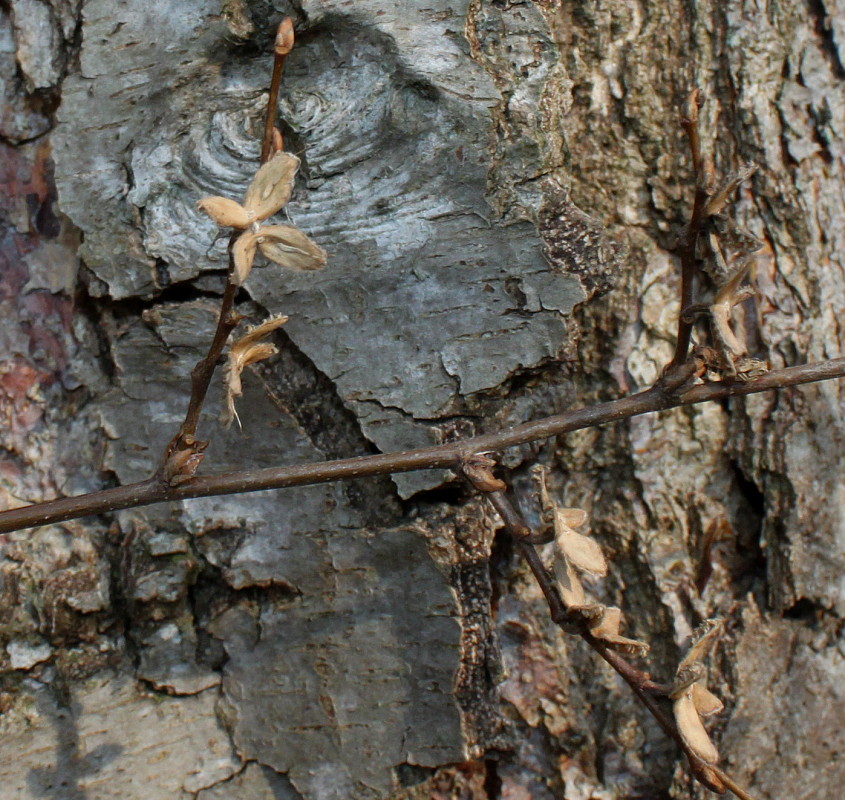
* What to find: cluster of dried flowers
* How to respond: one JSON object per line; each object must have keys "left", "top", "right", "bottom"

{"left": 671, "top": 620, "right": 726, "bottom": 765}
{"left": 532, "top": 465, "right": 726, "bottom": 767}
{"left": 197, "top": 150, "right": 327, "bottom": 285}
{"left": 533, "top": 466, "right": 649, "bottom": 656}
{"left": 196, "top": 145, "right": 327, "bottom": 425}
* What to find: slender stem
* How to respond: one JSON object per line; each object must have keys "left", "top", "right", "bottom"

{"left": 260, "top": 21, "right": 292, "bottom": 162}
{"left": 161, "top": 20, "right": 295, "bottom": 475}
{"left": 461, "top": 466, "right": 752, "bottom": 798}
{"left": 715, "top": 769, "right": 758, "bottom": 800}
{"left": 176, "top": 237, "right": 240, "bottom": 441}
{"left": 669, "top": 88, "right": 709, "bottom": 369}
{"left": 1, "top": 358, "right": 843, "bottom": 534}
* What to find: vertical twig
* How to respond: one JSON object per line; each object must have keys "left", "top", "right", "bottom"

{"left": 260, "top": 18, "right": 294, "bottom": 163}
{"left": 669, "top": 88, "right": 710, "bottom": 370}
{"left": 160, "top": 18, "right": 296, "bottom": 484}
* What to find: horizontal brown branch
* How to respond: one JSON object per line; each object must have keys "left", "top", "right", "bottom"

{"left": 1, "top": 357, "right": 843, "bottom": 535}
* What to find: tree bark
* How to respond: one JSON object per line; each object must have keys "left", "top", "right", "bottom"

{"left": 1, "top": 1, "right": 843, "bottom": 798}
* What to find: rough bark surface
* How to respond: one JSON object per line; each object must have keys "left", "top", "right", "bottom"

{"left": 0, "top": 1, "right": 843, "bottom": 799}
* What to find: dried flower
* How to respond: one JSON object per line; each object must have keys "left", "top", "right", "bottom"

{"left": 552, "top": 505, "right": 605, "bottom": 608}
{"left": 196, "top": 152, "right": 300, "bottom": 229}
{"left": 243, "top": 151, "right": 299, "bottom": 221}
{"left": 222, "top": 315, "right": 288, "bottom": 426}
{"left": 196, "top": 196, "right": 255, "bottom": 229}
{"left": 588, "top": 605, "right": 650, "bottom": 656}
{"left": 162, "top": 436, "right": 209, "bottom": 487}
{"left": 231, "top": 224, "right": 327, "bottom": 286}
{"left": 232, "top": 230, "right": 260, "bottom": 286}
{"left": 671, "top": 620, "right": 725, "bottom": 765}
{"left": 462, "top": 453, "right": 507, "bottom": 493}
{"left": 257, "top": 225, "right": 328, "bottom": 271}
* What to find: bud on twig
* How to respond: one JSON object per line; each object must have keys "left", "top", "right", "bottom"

{"left": 275, "top": 17, "right": 295, "bottom": 56}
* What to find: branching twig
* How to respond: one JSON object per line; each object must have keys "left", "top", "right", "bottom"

{"left": 460, "top": 460, "right": 755, "bottom": 798}
{"left": 1, "top": 357, "right": 842, "bottom": 534}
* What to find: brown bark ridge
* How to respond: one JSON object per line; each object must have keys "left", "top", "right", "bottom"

{"left": 0, "top": 1, "right": 843, "bottom": 798}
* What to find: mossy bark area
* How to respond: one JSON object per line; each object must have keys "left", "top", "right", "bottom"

{"left": 1, "top": 1, "right": 843, "bottom": 798}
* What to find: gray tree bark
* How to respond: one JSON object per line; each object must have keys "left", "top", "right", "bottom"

{"left": 1, "top": 1, "right": 843, "bottom": 798}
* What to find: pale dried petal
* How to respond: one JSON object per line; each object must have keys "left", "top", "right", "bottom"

{"left": 679, "top": 619, "right": 723, "bottom": 670}
{"left": 243, "top": 151, "right": 299, "bottom": 220}
{"left": 196, "top": 196, "right": 254, "bottom": 229}
{"left": 602, "top": 636, "right": 650, "bottom": 656}
{"left": 674, "top": 691, "right": 720, "bottom": 764}
{"left": 553, "top": 556, "right": 586, "bottom": 607}
{"left": 589, "top": 605, "right": 622, "bottom": 637}
{"left": 257, "top": 225, "right": 327, "bottom": 271}
{"left": 554, "top": 509, "right": 607, "bottom": 576}
{"left": 234, "top": 314, "right": 289, "bottom": 348}
{"left": 557, "top": 508, "right": 588, "bottom": 529}
{"left": 232, "top": 231, "right": 260, "bottom": 286}
{"left": 589, "top": 606, "right": 649, "bottom": 655}
{"left": 691, "top": 683, "right": 724, "bottom": 717}
{"left": 222, "top": 315, "right": 288, "bottom": 426}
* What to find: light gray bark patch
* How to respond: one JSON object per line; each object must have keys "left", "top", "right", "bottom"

{"left": 10, "top": 0, "right": 65, "bottom": 90}
{"left": 0, "top": 10, "right": 51, "bottom": 141}
{"left": 720, "top": 601, "right": 845, "bottom": 798}
{"left": 0, "top": 674, "right": 239, "bottom": 798}
{"left": 53, "top": 0, "right": 230, "bottom": 298}
{"left": 217, "top": 526, "right": 465, "bottom": 800}
{"left": 53, "top": 0, "right": 590, "bottom": 496}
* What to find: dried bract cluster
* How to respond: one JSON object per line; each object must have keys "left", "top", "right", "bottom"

{"left": 533, "top": 467, "right": 649, "bottom": 656}
{"left": 197, "top": 151, "right": 327, "bottom": 285}
{"left": 671, "top": 620, "right": 725, "bottom": 764}
{"left": 680, "top": 93, "right": 768, "bottom": 381}
{"left": 222, "top": 315, "right": 288, "bottom": 426}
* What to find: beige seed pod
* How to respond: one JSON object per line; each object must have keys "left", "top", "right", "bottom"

{"left": 553, "top": 556, "right": 586, "bottom": 608}
{"left": 674, "top": 691, "right": 720, "bottom": 765}
{"left": 557, "top": 507, "right": 588, "bottom": 529}
{"left": 196, "top": 196, "right": 254, "bottom": 229}
{"left": 243, "top": 151, "right": 300, "bottom": 221}
{"left": 691, "top": 682, "right": 724, "bottom": 717}
{"left": 257, "top": 225, "right": 328, "bottom": 271}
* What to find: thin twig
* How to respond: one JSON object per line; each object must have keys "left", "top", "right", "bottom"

{"left": 159, "top": 20, "right": 295, "bottom": 481}
{"left": 1, "top": 358, "right": 843, "bottom": 534}
{"left": 173, "top": 237, "right": 240, "bottom": 443}
{"left": 669, "top": 88, "right": 710, "bottom": 369}
{"left": 461, "top": 464, "right": 754, "bottom": 798}
{"left": 260, "top": 18, "right": 294, "bottom": 162}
